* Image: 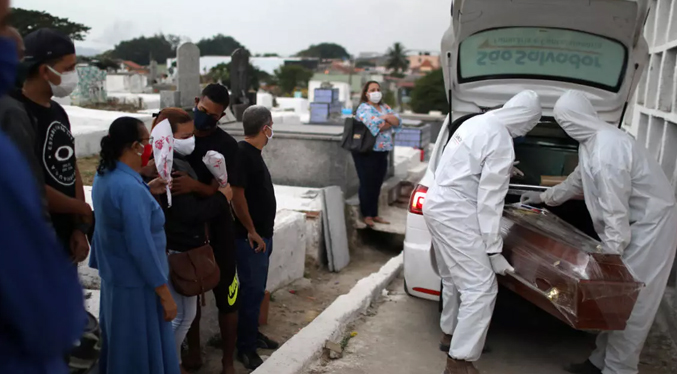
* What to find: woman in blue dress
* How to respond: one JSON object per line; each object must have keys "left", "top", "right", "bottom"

{"left": 89, "top": 116, "right": 180, "bottom": 374}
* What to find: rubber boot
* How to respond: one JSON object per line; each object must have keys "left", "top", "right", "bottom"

{"left": 219, "top": 312, "right": 238, "bottom": 374}
{"left": 182, "top": 301, "right": 203, "bottom": 371}
{"left": 564, "top": 360, "right": 602, "bottom": 374}
{"left": 443, "top": 357, "right": 480, "bottom": 374}
{"left": 439, "top": 334, "right": 452, "bottom": 352}
{"left": 439, "top": 334, "right": 491, "bottom": 354}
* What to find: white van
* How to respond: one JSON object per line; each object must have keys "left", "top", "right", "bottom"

{"left": 403, "top": 0, "right": 650, "bottom": 301}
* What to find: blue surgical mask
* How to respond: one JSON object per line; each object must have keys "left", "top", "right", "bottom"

{"left": 0, "top": 37, "right": 18, "bottom": 97}
{"left": 193, "top": 107, "right": 219, "bottom": 130}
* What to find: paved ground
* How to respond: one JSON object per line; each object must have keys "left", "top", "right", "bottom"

{"left": 308, "top": 276, "right": 677, "bottom": 374}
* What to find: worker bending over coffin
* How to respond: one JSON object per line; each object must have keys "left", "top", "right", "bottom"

{"left": 424, "top": 90, "right": 542, "bottom": 374}
{"left": 521, "top": 90, "right": 677, "bottom": 374}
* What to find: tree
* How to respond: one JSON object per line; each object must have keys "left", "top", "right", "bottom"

{"left": 410, "top": 69, "right": 448, "bottom": 115}
{"left": 262, "top": 53, "right": 279, "bottom": 57}
{"left": 10, "top": 8, "right": 90, "bottom": 40}
{"left": 209, "top": 62, "right": 230, "bottom": 84}
{"left": 111, "top": 34, "right": 178, "bottom": 66}
{"left": 197, "top": 34, "right": 245, "bottom": 56}
{"left": 297, "top": 43, "right": 350, "bottom": 60}
{"left": 208, "top": 62, "right": 270, "bottom": 91}
{"left": 274, "top": 65, "right": 314, "bottom": 96}
{"left": 386, "top": 42, "right": 409, "bottom": 74}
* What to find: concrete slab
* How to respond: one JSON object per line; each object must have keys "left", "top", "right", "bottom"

{"left": 253, "top": 254, "right": 403, "bottom": 374}
{"left": 268, "top": 210, "right": 307, "bottom": 293}
{"left": 108, "top": 93, "right": 161, "bottom": 110}
{"left": 222, "top": 122, "right": 343, "bottom": 137}
{"left": 65, "top": 106, "right": 153, "bottom": 157}
{"left": 323, "top": 186, "right": 350, "bottom": 272}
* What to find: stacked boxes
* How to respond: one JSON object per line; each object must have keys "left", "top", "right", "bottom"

{"left": 394, "top": 123, "right": 432, "bottom": 149}
{"left": 309, "top": 88, "right": 342, "bottom": 124}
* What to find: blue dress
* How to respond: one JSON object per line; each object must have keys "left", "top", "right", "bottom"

{"left": 89, "top": 162, "right": 179, "bottom": 374}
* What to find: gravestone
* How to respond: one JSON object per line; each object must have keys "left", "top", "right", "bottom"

{"left": 71, "top": 65, "right": 107, "bottom": 105}
{"left": 177, "top": 43, "right": 201, "bottom": 108}
{"left": 148, "top": 60, "right": 158, "bottom": 85}
{"left": 230, "top": 48, "right": 252, "bottom": 121}
{"left": 129, "top": 74, "right": 144, "bottom": 93}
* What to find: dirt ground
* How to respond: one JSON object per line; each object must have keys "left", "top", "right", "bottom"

{"left": 77, "top": 156, "right": 99, "bottom": 186}
{"left": 194, "top": 231, "right": 403, "bottom": 374}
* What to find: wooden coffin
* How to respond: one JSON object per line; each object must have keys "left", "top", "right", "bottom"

{"left": 498, "top": 206, "right": 643, "bottom": 331}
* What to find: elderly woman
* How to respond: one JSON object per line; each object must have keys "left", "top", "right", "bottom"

{"left": 89, "top": 116, "right": 179, "bottom": 374}
{"left": 354, "top": 80, "right": 402, "bottom": 227}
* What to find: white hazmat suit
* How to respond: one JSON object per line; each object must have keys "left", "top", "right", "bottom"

{"left": 522, "top": 90, "right": 677, "bottom": 374}
{"left": 423, "top": 90, "right": 541, "bottom": 361}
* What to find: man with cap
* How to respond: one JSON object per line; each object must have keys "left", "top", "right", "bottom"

{"left": 0, "top": 4, "right": 87, "bottom": 374}
{"left": 9, "top": 28, "right": 91, "bottom": 263}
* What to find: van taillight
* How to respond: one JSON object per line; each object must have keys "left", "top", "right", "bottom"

{"left": 409, "top": 184, "right": 428, "bottom": 215}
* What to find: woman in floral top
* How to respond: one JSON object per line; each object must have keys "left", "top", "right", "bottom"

{"left": 353, "top": 81, "right": 402, "bottom": 227}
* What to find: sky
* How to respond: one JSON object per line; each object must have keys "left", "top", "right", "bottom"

{"left": 12, "top": 0, "right": 452, "bottom": 56}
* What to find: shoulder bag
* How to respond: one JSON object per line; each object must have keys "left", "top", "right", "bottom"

{"left": 168, "top": 225, "right": 221, "bottom": 305}
{"left": 341, "top": 117, "right": 376, "bottom": 153}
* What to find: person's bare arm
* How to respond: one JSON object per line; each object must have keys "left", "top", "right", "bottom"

{"left": 231, "top": 186, "right": 266, "bottom": 252}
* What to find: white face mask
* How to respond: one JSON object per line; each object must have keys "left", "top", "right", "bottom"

{"left": 174, "top": 136, "right": 196, "bottom": 156}
{"left": 47, "top": 66, "right": 79, "bottom": 98}
{"left": 265, "top": 126, "right": 274, "bottom": 140}
{"left": 368, "top": 91, "right": 382, "bottom": 104}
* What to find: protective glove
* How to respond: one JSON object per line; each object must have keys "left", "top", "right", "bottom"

{"left": 489, "top": 254, "right": 515, "bottom": 276}
{"left": 520, "top": 191, "right": 544, "bottom": 205}
{"left": 511, "top": 161, "right": 524, "bottom": 178}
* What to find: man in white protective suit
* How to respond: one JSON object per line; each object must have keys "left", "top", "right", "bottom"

{"left": 423, "top": 90, "right": 541, "bottom": 374}
{"left": 521, "top": 90, "right": 677, "bottom": 374}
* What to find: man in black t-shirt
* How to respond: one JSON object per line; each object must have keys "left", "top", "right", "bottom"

{"left": 166, "top": 84, "right": 240, "bottom": 374}
{"left": 15, "top": 29, "right": 91, "bottom": 262}
{"left": 230, "top": 105, "right": 278, "bottom": 370}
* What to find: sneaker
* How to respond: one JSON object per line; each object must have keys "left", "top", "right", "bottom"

{"left": 237, "top": 350, "right": 264, "bottom": 370}
{"left": 257, "top": 332, "right": 280, "bottom": 350}
{"left": 564, "top": 360, "right": 602, "bottom": 374}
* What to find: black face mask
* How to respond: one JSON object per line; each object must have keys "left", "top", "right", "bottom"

{"left": 194, "top": 107, "right": 219, "bottom": 130}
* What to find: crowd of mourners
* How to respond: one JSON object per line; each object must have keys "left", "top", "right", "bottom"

{"left": 0, "top": 5, "right": 280, "bottom": 372}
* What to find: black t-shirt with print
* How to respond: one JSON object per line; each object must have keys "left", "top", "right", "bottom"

{"left": 186, "top": 127, "right": 240, "bottom": 252}
{"left": 231, "top": 141, "right": 276, "bottom": 239}
{"left": 20, "top": 94, "right": 76, "bottom": 249}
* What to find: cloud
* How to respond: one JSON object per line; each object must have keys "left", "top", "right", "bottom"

{"left": 91, "top": 20, "right": 138, "bottom": 48}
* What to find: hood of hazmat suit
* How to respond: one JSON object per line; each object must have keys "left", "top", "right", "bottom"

{"left": 424, "top": 90, "right": 542, "bottom": 255}
{"left": 542, "top": 90, "right": 677, "bottom": 373}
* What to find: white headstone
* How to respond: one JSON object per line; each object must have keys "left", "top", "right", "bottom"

{"left": 177, "top": 43, "right": 201, "bottom": 108}
{"left": 129, "top": 74, "right": 144, "bottom": 94}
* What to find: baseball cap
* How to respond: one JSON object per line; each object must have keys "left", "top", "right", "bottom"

{"left": 23, "top": 28, "right": 75, "bottom": 71}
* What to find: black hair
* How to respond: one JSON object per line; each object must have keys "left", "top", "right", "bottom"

{"left": 97, "top": 117, "right": 145, "bottom": 175}
{"left": 242, "top": 105, "right": 272, "bottom": 136}
{"left": 201, "top": 83, "right": 230, "bottom": 110}
{"left": 359, "top": 80, "right": 381, "bottom": 105}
